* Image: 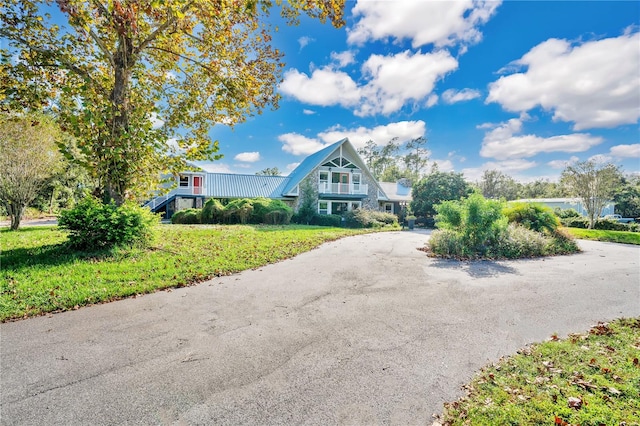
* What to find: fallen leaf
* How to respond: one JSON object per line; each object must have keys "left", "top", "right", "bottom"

{"left": 568, "top": 396, "right": 582, "bottom": 409}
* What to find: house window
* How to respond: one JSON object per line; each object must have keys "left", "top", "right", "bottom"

{"left": 318, "top": 201, "right": 328, "bottom": 215}
{"left": 384, "top": 203, "right": 393, "bottom": 213}
{"left": 351, "top": 202, "right": 360, "bottom": 210}
{"left": 179, "top": 175, "right": 189, "bottom": 187}
{"left": 331, "top": 201, "right": 349, "bottom": 214}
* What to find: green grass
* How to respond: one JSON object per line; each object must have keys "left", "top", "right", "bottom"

{"left": 438, "top": 318, "right": 640, "bottom": 426}
{"left": 0, "top": 224, "right": 378, "bottom": 321}
{"left": 566, "top": 228, "right": 640, "bottom": 245}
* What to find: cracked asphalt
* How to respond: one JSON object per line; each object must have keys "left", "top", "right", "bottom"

{"left": 1, "top": 230, "right": 639, "bottom": 425}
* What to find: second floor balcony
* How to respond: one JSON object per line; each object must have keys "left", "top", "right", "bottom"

{"left": 318, "top": 182, "right": 368, "bottom": 195}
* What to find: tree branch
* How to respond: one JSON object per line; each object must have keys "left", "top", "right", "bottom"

{"left": 135, "top": 2, "right": 196, "bottom": 56}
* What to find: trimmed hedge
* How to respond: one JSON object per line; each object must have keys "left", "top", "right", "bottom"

{"left": 344, "top": 209, "right": 398, "bottom": 228}
{"left": 560, "top": 217, "right": 639, "bottom": 232}
{"left": 173, "top": 198, "right": 293, "bottom": 225}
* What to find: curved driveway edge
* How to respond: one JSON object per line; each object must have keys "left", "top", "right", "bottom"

{"left": 1, "top": 231, "right": 639, "bottom": 425}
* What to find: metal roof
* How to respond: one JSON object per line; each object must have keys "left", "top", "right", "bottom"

{"left": 205, "top": 173, "right": 291, "bottom": 199}
{"left": 378, "top": 182, "right": 413, "bottom": 202}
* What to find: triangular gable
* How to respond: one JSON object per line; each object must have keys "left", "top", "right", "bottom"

{"left": 282, "top": 138, "right": 389, "bottom": 199}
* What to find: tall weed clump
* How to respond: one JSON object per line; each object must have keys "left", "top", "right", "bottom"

{"left": 58, "top": 196, "right": 159, "bottom": 250}
{"left": 433, "top": 193, "right": 507, "bottom": 257}
{"left": 429, "top": 193, "right": 579, "bottom": 259}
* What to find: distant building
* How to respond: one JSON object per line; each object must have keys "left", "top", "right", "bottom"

{"left": 514, "top": 198, "right": 615, "bottom": 217}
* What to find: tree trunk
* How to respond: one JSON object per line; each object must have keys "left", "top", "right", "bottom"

{"left": 105, "top": 35, "right": 134, "bottom": 206}
{"left": 9, "top": 203, "right": 23, "bottom": 231}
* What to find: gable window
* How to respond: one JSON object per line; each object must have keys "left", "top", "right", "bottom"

{"left": 179, "top": 175, "right": 189, "bottom": 187}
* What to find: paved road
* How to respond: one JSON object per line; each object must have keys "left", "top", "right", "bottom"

{"left": 1, "top": 231, "right": 639, "bottom": 425}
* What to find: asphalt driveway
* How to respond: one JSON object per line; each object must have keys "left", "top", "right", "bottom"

{"left": 1, "top": 231, "right": 639, "bottom": 425}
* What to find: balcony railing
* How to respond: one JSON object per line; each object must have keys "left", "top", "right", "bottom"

{"left": 143, "top": 186, "right": 204, "bottom": 210}
{"left": 318, "top": 182, "right": 368, "bottom": 195}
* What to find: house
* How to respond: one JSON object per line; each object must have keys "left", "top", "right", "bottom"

{"left": 513, "top": 198, "right": 615, "bottom": 217}
{"left": 145, "top": 138, "right": 399, "bottom": 218}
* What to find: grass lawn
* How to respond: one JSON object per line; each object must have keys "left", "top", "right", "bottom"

{"left": 565, "top": 228, "right": 640, "bottom": 245}
{"left": 1, "top": 224, "right": 379, "bottom": 321}
{"left": 438, "top": 318, "right": 640, "bottom": 426}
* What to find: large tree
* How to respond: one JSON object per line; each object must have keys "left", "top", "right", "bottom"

{"left": 561, "top": 160, "right": 622, "bottom": 229}
{"left": 478, "top": 169, "right": 520, "bottom": 201}
{"left": 410, "top": 169, "right": 472, "bottom": 218}
{"left": 0, "top": 112, "right": 62, "bottom": 230}
{"left": 613, "top": 175, "right": 640, "bottom": 219}
{"left": 0, "top": 0, "right": 344, "bottom": 204}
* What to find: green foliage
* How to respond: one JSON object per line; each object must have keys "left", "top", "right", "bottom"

{"left": 201, "top": 199, "right": 225, "bottom": 224}
{"left": 435, "top": 193, "right": 507, "bottom": 256}
{"left": 0, "top": 112, "right": 63, "bottom": 230}
{"left": 613, "top": 175, "right": 640, "bottom": 219}
{"left": 312, "top": 214, "right": 343, "bottom": 227}
{"left": 343, "top": 209, "right": 398, "bottom": 229}
{"left": 0, "top": 224, "right": 371, "bottom": 321}
{"left": 439, "top": 318, "right": 640, "bottom": 425}
{"left": 223, "top": 199, "right": 254, "bottom": 224}
{"left": 296, "top": 179, "right": 318, "bottom": 225}
{"left": 410, "top": 170, "right": 472, "bottom": 218}
{"left": 250, "top": 198, "right": 293, "bottom": 225}
{"left": 561, "top": 160, "right": 622, "bottom": 229}
{"left": 1, "top": 0, "right": 345, "bottom": 204}
{"left": 170, "top": 209, "right": 202, "bottom": 225}
{"left": 555, "top": 208, "right": 581, "bottom": 218}
{"left": 503, "top": 202, "right": 560, "bottom": 234}
{"left": 560, "top": 217, "right": 639, "bottom": 232}
{"left": 430, "top": 194, "right": 578, "bottom": 259}
{"left": 478, "top": 169, "right": 520, "bottom": 200}
{"left": 58, "top": 197, "right": 159, "bottom": 250}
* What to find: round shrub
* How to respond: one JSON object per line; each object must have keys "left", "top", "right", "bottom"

{"left": 58, "top": 196, "right": 159, "bottom": 250}
{"left": 171, "top": 208, "right": 201, "bottom": 224}
{"left": 201, "top": 199, "right": 224, "bottom": 224}
{"left": 251, "top": 198, "right": 293, "bottom": 224}
{"left": 223, "top": 199, "right": 254, "bottom": 224}
{"left": 503, "top": 202, "right": 559, "bottom": 234}
{"left": 554, "top": 208, "right": 581, "bottom": 218}
{"left": 560, "top": 216, "right": 588, "bottom": 229}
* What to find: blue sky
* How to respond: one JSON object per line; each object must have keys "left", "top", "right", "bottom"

{"left": 201, "top": 0, "right": 640, "bottom": 182}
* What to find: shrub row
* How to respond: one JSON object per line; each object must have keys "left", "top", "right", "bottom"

{"left": 58, "top": 196, "right": 159, "bottom": 250}
{"left": 343, "top": 209, "right": 398, "bottom": 228}
{"left": 172, "top": 198, "right": 293, "bottom": 225}
{"left": 560, "top": 217, "right": 639, "bottom": 232}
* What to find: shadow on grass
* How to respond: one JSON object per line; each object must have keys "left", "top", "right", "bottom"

{"left": 430, "top": 258, "right": 519, "bottom": 278}
{"left": 1, "top": 243, "right": 117, "bottom": 271}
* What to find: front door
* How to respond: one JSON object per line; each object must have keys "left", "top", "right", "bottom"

{"left": 193, "top": 176, "right": 203, "bottom": 195}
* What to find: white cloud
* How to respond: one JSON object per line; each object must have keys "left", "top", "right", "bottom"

{"left": 426, "top": 94, "right": 439, "bottom": 108}
{"left": 588, "top": 154, "right": 613, "bottom": 164}
{"left": 149, "top": 112, "right": 164, "bottom": 129}
{"left": 430, "top": 159, "right": 455, "bottom": 172}
{"left": 280, "top": 67, "right": 361, "bottom": 108}
{"left": 234, "top": 151, "right": 261, "bottom": 162}
{"left": 609, "top": 144, "right": 640, "bottom": 158}
{"left": 461, "top": 159, "right": 537, "bottom": 182}
{"left": 547, "top": 156, "right": 579, "bottom": 169}
{"left": 198, "top": 162, "right": 233, "bottom": 173}
{"left": 302, "top": 109, "right": 316, "bottom": 115}
{"left": 487, "top": 31, "right": 640, "bottom": 130}
{"left": 278, "top": 133, "right": 329, "bottom": 156}
{"left": 298, "top": 36, "right": 314, "bottom": 50}
{"left": 278, "top": 121, "right": 426, "bottom": 155}
{"left": 479, "top": 117, "right": 603, "bottom": 160}
{"left": 331, "top": 50, "right": 356, "bottom": 68}
{"left": 347, "top": 0, "right": 501, "bottom": 49}
{"left": 317, "top": 120, "right": 426, "bottom": 150}
{"left": 286, "top": 162, "right": 300, "bottom": 172}
{"left": 280, "top": 50, "right": 457, "bottom": 117}
{"left": 357, "top": 50, "right": 458, "bottom": 116}
{"left": 442, "top": 88, "right": 481, "bottom": 104}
